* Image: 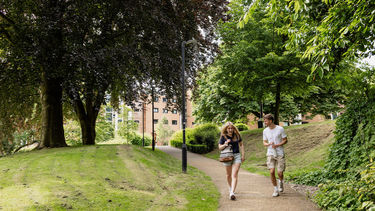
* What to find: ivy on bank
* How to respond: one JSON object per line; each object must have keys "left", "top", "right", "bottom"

{"left": 289, "top": 87, "right": 375, "bottom": 210}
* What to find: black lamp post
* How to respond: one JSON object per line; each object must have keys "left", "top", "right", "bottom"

{"left": 142, "top": 102, "right": 145, "bottom": 147}
{"left": 152, "top": 86, "right": 155, "bottom": 151}
{"left": 181, "top": 39, "right": 197, "bottom": 173}
{"left": 258, "top": 99, "right": 263, "bottom": 128}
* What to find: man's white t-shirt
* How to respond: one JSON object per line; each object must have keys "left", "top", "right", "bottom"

{"left": 263, "top": 125, "right": 287, "bottom": 156}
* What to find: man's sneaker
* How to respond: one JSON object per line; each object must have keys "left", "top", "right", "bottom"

{"left": 230, "top": 192, "right": 236, "bottom": 200}
{"left": 278, "top": 179, "right": 284, "bottom": 192}
{"left": 272, "top": 189, "right": 279, "bottom": 197}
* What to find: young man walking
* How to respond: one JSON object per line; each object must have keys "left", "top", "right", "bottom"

{"left": 262, "top": 114, "right": 288, "bottom": 197}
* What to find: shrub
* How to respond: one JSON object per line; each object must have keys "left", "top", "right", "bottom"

{"left": 190, "top": 123, "right": 220, "bottom": 152}
{"left": 169, "top": 128, "right": 194, "bottom": 147}
{"left": 170, "top": 123, "right": 220, "bottom": 154}
{"left": 187, "top": 144, "right": 207, "bottom": 154}
{"left": 170, "top": 140, "right": 183, "bottom": 148}
{"left": 314, "top": 160, "right": 375, "bottom": 210}
{"left": 130, "top": 133, "right": 152, "bottom": 146}
{"left": 235, "top": 123, "right": 249, "bottom": 131}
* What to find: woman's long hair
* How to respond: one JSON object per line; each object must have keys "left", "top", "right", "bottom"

{"left": 221, "top": 122, "right": 241, "bottom": 141}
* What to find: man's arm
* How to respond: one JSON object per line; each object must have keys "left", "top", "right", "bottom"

{"left": 263, "top": 139, "right": 271, "bottom": 147}
{"left": 272, "top": 137, "right": 287, "bottom": 148}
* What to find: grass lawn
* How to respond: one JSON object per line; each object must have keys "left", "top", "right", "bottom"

{"left": 0, "top": 145, "right": 219, "bottom": 210}
{"left": 205, "top": 120, "right": 336, "bottom": 178}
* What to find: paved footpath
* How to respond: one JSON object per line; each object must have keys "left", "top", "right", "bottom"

{"left": 157, "top": 146, "right": 320, "bottom": 211}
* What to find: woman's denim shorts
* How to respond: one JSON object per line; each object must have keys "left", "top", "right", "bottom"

{"left": 223, "top": 153, "right": 242, "bottom": 166}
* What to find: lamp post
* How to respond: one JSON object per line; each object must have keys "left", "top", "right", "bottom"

{"left": 258, "top": 99, "right": 263, "bottom": 128}
{"left": 181, "top": 39, "right": 197, "bottom": 173}
{"left": 142, "top": 102, "right": 145, "bottom": 147}
{"left": 152, "top": 86, "right": 155, "bottom": 151}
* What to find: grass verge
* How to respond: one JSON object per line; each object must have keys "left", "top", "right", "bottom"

{"left": 0, "top": 145, "right": 219, "bottom": 210}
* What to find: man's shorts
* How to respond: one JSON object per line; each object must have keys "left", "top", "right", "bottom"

{"left": 223, "top": 153, "right": 242, "bottom": 167}
{"left": 267, "top": 155, "right": 286, "bottom": 172}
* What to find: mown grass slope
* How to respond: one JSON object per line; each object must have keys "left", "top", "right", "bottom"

{"left": 205, "top": 120, "right": 336, "bottom": 178}
{"left": 0, "top": 145, "right": 219, "bottom": 210}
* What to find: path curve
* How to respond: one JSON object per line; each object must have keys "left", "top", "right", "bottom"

{"left": 157, "top": 146, "right": 320, "bottom": 211}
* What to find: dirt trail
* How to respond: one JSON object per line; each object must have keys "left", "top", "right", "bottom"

{"left": 157, "top": 146, "right": 320, "bottom": 211}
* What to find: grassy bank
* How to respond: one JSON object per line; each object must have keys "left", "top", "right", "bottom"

{"left": 0, "top": 145, "right": 219, "bottom": 210}
{"left": 205, "top": 120, "right": 335, "bottom": 178}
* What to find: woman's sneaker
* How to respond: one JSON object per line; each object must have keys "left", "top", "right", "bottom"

{"left": 230, "top": 192, "right": 236, "bottom": 200}
{"left": 272, "top": 189, "right": 279, "bottom": 197}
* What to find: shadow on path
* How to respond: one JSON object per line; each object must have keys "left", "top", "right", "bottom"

{"left": 157, "top": 146, "right": 320, "bottom": 211}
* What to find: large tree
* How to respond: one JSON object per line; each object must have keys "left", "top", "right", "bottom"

{"left": 0, "top": 0, "right": 228, "bottom": 147}
{"left": 193, "top": 0, "right": 345, "bottom": 124}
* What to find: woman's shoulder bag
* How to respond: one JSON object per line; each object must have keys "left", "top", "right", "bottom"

{"left": 219, "top": 135, "right": 234, "bottom": 162}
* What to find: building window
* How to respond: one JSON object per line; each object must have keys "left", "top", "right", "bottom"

{"left": 172, "top": 120, "right": 178, "bottom": 125}
{"left": 163, "top": 119, "right": 168, "bottom": 124}
{"left": 153, "top": 108, "right": 159, "bottom": 113}
{"left": 153, "top": 119, "right": 158, "bottom": 124}
{"left": 172, "top": 109, "right": 177, "bottom": 114}
{"left": 163, "top": 97, "right": 167, "bottom": 102}
{"left": 106, "top": 113, "right": 112, "bottom": 121}
{"left": 172, "top": 98, "right": 177, "bottom": 103}
{"left": 105, "top": 107, "right": 112, "bottom": 112}
{"left": 118, "top": 119, "right": 123, "bottom": 123}
{"left": 154, "top": 96, "right": 159, "bottom": 102}
{"left": 163, "top": 109, "right": 168, "bottom": 113}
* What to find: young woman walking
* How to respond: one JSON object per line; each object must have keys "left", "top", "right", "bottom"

{"left": 218, "top": 122, "right": 245, "bottom": 200}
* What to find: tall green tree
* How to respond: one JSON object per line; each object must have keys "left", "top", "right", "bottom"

{"left": 0, "top": 0, "right": 229, "bottom": 147}
{"left": 240, "top": 0, "right": 375, "bottom": 76}
{"left": 194, "top": 0, "right": 345, "bottom": 124}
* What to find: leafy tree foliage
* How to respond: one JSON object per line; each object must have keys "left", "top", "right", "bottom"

{"left": 193, "top": 0, "right": 344, "bottom": 124}
{"left": 241, "top": 0, "right": 375, "bottom": 76}
{"left": 0, "top": 0, "right": 228, "bottom": 147}
{"left": 155, "top": 116, "right": 174, "bottom": 145}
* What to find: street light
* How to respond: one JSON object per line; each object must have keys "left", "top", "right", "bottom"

{"left": 152, "top": 85, "right": 155, "bottom": 151}
{"left": 181, "top": 39, "right": 197, "bottom": 173}
{"left": 142, "top": 102, "right": 145, "bottom": 147}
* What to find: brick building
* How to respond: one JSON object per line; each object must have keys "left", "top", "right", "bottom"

{"left": 131, "top": 93, "right": 195, "bottom": 138}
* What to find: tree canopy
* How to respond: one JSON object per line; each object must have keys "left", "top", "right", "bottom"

{"left": 0, "top": 0, "right": 228, "bottom": 149}
{"left": 193, "top": 0, "right": 345, "bottom": 125}
{"left": 240, "top": 0, "right": 375, "bottom": 76}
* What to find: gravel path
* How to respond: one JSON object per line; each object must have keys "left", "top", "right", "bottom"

{"left": 157, "top": 146, "right": 320, "bottom": 211}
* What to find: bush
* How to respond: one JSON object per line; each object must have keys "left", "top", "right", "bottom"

{"left": 190, "top": 123, "right": 220, "bottom": 152}
{"left": 130, "top": 133, "right": 152, "bottom": 146}
{"left": 314, "top": 160, "right": 375, "bottom": 210}
{"left": 187, "top": 144, "right": 208, "bottom": 154}
{"left": 169, "top": 128, "right": 194, "bottom": 147}
{"left": 169, "top": 123, "right": 220, "bottom": 154}
{"left": 170, "top": 140, "right": 183, "bottom": 148}
{"left": 235, "top": 123, "right": 249, "bottom": 131}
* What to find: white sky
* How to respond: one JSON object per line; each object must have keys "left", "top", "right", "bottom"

{"left": 362, "top": 55, "right": 375, "bottom": 66}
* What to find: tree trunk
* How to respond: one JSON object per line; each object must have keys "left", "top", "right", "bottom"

{"left": 274, "top": 82, "right": 281, "bottom": 125}
{"left": 79, "top": 115, "right": 96, "bottom": 145}
{"left": 70, "top": 91, "right": 105, "bottom": 145}
{"left": 40, "top": 74, "right": 67, "bottom": 148}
